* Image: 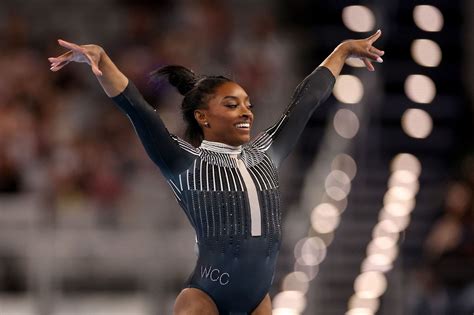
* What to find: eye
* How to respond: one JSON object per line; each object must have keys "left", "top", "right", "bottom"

{"left": 225, "top": 103, "right": 238, "bottom": 108}
{"left": 247, "top": 103, "right": 254, "bottom": 109}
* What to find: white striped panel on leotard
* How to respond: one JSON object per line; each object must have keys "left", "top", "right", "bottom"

{"left": 234, "top": 157, "right": 261, "bottom": 236}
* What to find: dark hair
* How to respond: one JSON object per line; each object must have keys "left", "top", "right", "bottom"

{"left": 150, "top": 65, "right": 232, "bottom": 147}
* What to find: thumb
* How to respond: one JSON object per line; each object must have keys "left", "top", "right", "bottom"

{"left": 83, "top": 53, "right": 103, "bottom": 76}
{"left": 92, "top": 63, "right": 103, "bottom": 76}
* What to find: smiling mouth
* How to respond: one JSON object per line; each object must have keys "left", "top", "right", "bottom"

{"left": 235, "top": 122, "right": 251, "bottom": 130}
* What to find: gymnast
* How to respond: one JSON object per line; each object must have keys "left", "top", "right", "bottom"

{"left": 48, "top": 29, "right": 384, "bottom": 315}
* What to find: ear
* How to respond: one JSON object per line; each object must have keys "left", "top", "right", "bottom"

{"left": 194, "top": 109, "right": 208, "bottom": 128}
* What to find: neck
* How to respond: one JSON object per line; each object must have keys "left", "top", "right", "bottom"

{"left": 200, "top": 139, "right": 242, "bottom": 154}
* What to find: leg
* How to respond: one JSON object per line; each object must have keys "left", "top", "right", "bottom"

{"left": 173, "top": 288, "right": 219, "bottom": 315}
{"left": 251, "top": 294, "right": 272, "bottom": 315}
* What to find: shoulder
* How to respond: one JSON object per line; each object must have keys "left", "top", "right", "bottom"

{"left": 247, "top": 131, "right": 273, "bottom": 152}
{"left": 242, "top": 135, "right": 276, "bottom": 168}
{"left": 169, "top": 134, "right": 200, "bottom": 156}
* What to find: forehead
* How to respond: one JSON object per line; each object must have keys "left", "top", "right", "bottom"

{"left": 214, "top": 82, "right": 248, "bottom": 99}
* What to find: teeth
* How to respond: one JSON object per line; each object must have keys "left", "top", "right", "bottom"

{"left": 235, "top": 123, "right": 250, "bottom": 128}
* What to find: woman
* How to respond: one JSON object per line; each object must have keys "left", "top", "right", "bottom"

{"left": 48, "top": 30, "right": 384, "bottom": 315}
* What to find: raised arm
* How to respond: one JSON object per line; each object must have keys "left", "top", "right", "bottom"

{"left": 48, "top": 40, "right": 196, "bottom": 178}
{"left": 320, "top": 29, "right": 384, "bottom": 76}
{"left": 263, "top": 30, "right": 384, "bottom": 168}
{"left": 49, "top": 40, "right": 128, "bottom": 97}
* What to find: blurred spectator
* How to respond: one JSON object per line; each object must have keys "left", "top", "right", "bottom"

{"left": 0, "top": 0, "right": 297, "bottom": 261}
{"left": 0, "top": 1, "right": 296, "bottom": 302}
{"left": 0, "top": 149, "right": 21, "bottom": 193}
{"left": 410, "top": 173, "right": 474, "bottom": 314}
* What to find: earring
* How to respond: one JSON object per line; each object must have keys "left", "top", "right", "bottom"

{"left": 204, "top": 122, "right": 210, "bottom": 128}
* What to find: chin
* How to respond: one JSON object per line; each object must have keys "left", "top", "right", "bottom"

{"left": 238, "top": 135, "right": 251, "bottom": 145}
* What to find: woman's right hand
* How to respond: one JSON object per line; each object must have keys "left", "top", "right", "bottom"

{"left": 48, "top": 40, "right": 104, "bottom": 76}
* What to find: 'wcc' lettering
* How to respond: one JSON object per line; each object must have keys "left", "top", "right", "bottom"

{"left": 200, "top": 265, "right": 230, "bottom": 286}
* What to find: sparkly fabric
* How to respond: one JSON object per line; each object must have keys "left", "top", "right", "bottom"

{"left": 176, "top": 153, "right": 282, "bottom": 255}
{"left": 112, "top": 66, "right": 335, "bottom": 314}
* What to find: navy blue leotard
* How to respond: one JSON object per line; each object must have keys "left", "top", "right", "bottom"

{"left": 111, "top": 66, "right": 335, "bottom": 314}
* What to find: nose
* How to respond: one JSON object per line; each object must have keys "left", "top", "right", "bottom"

{"left": 240, "top": 105, "right": 253, "bottom": 119}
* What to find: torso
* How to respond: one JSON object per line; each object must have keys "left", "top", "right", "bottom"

{"left": 167, "top": 140, "right": 282, "bottom": 314}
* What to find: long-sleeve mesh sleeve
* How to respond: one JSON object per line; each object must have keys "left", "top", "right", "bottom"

{"left": 254, "top": 66, "right": 335, "bottom": 168}
{"left": 111, "top": 81, "right": 197, "bottom": 179}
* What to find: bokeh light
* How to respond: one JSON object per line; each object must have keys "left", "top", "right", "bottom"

{"left": 383, "top": 202, "right": 412, "bottom": 217}
{"left": 321, "top": 194, "right": 349, "bottom": 214}
{"left": 333, "top": 75, "right": 364, "bottom": 104}
{"left": 294, "top": 261, "right": 320, "bottom": 281}
{"left": 379, "top": 208, "right": 411, "bottom": 231}
{"left": 367, "top": 239, "right": 398, "bottom": 262}
{"left": 273, "top": 308, "right": 301, "bottom": 315}
{"left": 404, "top": 74, "right": 436, "bottom": 104}
{"left": 311, "top": 203, "right": 341, "bottom": 233}
{"left": 325, "top": 170, "right": 351, "bottom": 201}
{"left": 413, "top": 5, "right": 444, "bottom": 32}
{"left": 273, "top": 291, "right": 307, "bottom": 313}
{"left": 373, "top": 236, "right": 398, "bottom": 249}
{"left": 346, "top": 58, "right": 366, "bottom": 68}
{"left": 372, "top": 220, "right": 400, "bottom": 243}
{"left": 401, "top": 108, "right": 433, "bottom": 139}
{"left": 346, "top": 308, "right": 374, "bottom": 315}
{"left": 348, "top": 295, "right": 380, "bottom": 313}
{"left": 354, "top": 271, "right": 387, "bottom": 299}
{"left": 388, "top": 174, "right": 419, "bottom": 195}
{"left": 298, "top": 237, "right": 327, "bottom": 266}
{"left": 383, "top": 194, "right": 416, "bottom": 211}
{"left": 411, "top": 39, "right": 442, "bottom": 67}
{"left": 334, "top": 109, "right": 360, "bottom": 139}
{"left": 316, "top": 229, "right": 336, "bottom": 246}
{"left": 332, "top": 154, "right": 357, "bottom": 180}
{"left": 366, "top": 254, "right": 393, "bottom": 268}
{"left": 390, "top": 153, "right": 421, "bottom": 176}
{"left": 389, "top": 170, "right": 418, "bottom": 186}
{"left": 361, "top": 256, "right": 393, "bottom": 273}
{"left": 282, "top": 272, "right": 310, "bottom": 294}
{"left": 386, "top": 186, "right": 416, "bottom": 201}
{"left": 342, "top": 6, "right": 376, "bottom": 32}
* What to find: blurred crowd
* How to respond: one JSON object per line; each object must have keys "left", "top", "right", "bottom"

{"left": 1, "top": 1, "right": 473, "bottom": 314}
{"left": 409, "top": 156, "right": 474, "bottom": 314}
{"left": 0, "top": 0, "right": 295, "bottom": 228}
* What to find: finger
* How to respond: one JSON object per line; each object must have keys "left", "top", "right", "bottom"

{"left": 50, "top": 60, "right": 70, "bottom": 70}
{"left": 57, "top": 39, "right": 83, "bottom": 52}
{"left": 367, "top": 29, "right": 382, "bottom": 44}
{"left": 363, "top": 50, "right": 383, "bottom": 63}
{"left": 82, "top": 53, "right": 103, "bottom": 76}
{"left": 48, "top": 51, "right": 73, "bottom": 64}
{"left": 51, "top": 59, "right": 71, "bottom": 68}
{"left": 92, "top": 65, "right": 103, "bottom": 76}
{"left": 49, "top": 59, "right": 68, "bottom": 68}
{"left": 50, "top": 60, "right": 71, "bottom": 71}
{"left": 362, "top": 58, "right": 375, "bottom": 72}
{"left": 369, "top": 46, "right": 385, "bottom": 56}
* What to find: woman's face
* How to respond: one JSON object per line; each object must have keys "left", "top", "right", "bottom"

{"left": 196, "top": 82, "right": 254, "bottom": 146}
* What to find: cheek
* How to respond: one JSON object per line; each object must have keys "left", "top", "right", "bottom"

{"left": 211, "top": 113, "right": 236, "bottom": 127}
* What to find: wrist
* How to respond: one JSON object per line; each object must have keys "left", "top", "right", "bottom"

{"left": 96, "top": 45, "right": 105, "bottom": 60}
{"left": 334, "top": 42, "right": 351, "bottom": 59}
{"left": 97, "top": 47, "right": 110, "bottom": 69}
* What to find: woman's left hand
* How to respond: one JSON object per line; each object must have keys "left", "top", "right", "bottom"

{"left": 340, "top": 29, "right": 385, "bottom": 71}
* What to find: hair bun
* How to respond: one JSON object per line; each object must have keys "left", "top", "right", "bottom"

{"left": 150, "top": 65, "right": 198, "bottom": 95}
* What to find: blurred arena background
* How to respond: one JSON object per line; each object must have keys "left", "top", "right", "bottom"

{"left": 0, "top": 0, "right": 473, "bottom": 314}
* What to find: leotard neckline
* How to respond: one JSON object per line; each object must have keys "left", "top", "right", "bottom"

{"left": 200, "top": 140, "right": 242, "bottom": 155}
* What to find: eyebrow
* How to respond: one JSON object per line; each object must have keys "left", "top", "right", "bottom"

{"left": 222, "top": 95, "right": 250, "bottom": 101}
